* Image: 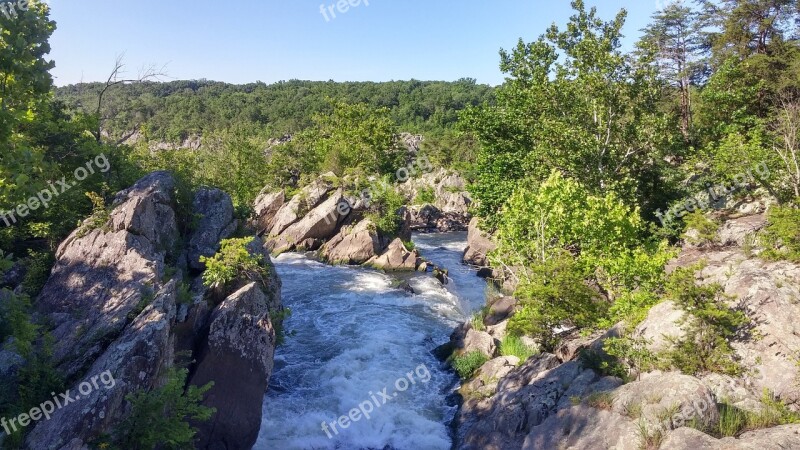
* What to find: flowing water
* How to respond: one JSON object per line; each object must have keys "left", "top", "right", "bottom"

{"left": 255, "top": 232, "right": 489, "bottom": 450}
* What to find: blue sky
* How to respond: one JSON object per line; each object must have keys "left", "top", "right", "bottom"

{"left": 47, "top": 0, "right": 663, "bottom": 87}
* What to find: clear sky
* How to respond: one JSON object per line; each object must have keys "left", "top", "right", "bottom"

{"left": 47, "top": 0, "right": 665, "bottom": 87}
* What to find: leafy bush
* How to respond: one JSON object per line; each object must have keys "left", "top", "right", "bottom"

{"left": 450, "top": 351, "right": 489, "bottom": 380}
{"left": 364, "top": 179, "right": 407, "bottom": 237}
{"left": 760, "top": 204, "right": 800, "bottom": 262}
{"left": 682, "top": 211, "right": 720, "bottom": 246}
{"left": 664, "top": 265, "right": 749, "bottom": 376}
{"left": 414, "top": 187, "right": 436, "bottom": 205}
{"left": 499, "top": 335, "right": 539, "bottom": 363}
{"left": 507, "top": 251, "right": 606, "bottom": 351}
{"left": 21, "top": 249, "right": 55, "bottom": 297}
{"left": 200, "top": 237, "right": 268, "bottom": 291}
{"left": 115, "top": 368, "right": 215, "bottom": 450}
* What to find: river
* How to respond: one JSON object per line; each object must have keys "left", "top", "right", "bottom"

{"left": 255, "top": 232, "right": 488, "bottom": 450}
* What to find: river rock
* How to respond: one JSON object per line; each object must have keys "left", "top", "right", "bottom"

{"left": 269, "top": 177, "right": 335, "bottom": 236}
{"left": 463, "top": 217, "right": 496, "bottom": 267}
{"left": 269, "top": 189, "right": 347, "bottom": 255}
{"left": 367, "top": 238, "right": 420, "bottom": 271}
{"left": 36, "top": 171, "right": 178, "bottom": 379}
{"left": 187, "top": 187, "right": 237, "bottom": 271}
{"left": 190, "top": 282, "right": 281, "bottom": 450}
{"left": 463, "top": 329, "right": 496, "bottom": 358}
{"left": 320, "top": 219, "right": 388, "bottom": 265}
{"left": 252, "top": 189, "right": 285, "bottom": 235}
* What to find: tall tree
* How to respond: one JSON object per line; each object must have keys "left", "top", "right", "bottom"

{"left": 640, "top": 3, "right": 707, "bottom": 141}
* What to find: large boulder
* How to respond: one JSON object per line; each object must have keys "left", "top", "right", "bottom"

{"left": 36, "top": 171, "right": 179, "bottom": 379}
{"left": 186, "top": 188, "right": 237, "bottom": 271}
{"left": 367, "top": 238, "right": 420, "bottom": 271}
{"left": 269, "top": 189, "right": 347, "bottom": 254}
{"left": 319, "top": 219, "right": 388, "bottom": 265}
{"left": 463, "top": 218, "right": 496, "bottom": 267}
{"left": 268, "top": 178, "right": 335, "bottom": 236}
{"left": 190, "top": 282, "right": 281, "bottom": 450}
{"left": 26, "top": 281, "right": 178, "bottom": 450}
{"left": 633, "top": 300, "right": 687, "bottom": 353}
{"left": 251, "top": 189, "right": 285, "bottom": 235}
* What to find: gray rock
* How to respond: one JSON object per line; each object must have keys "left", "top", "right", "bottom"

{"left": 190, "top": 282, "right": 281, "bottom": 450}
{"left": 26, "top": 281, "right": 178, "bottom": 450}
{"left": 633, "top": 300, "right": 687, "bottom": 353}
{"left": 252, "top": 189, "right": 285, "bottom": 235}
{"left": 463, "top": 217, "right": 496, "bottom": 267}
{"left": 522, "top": 404, "right": 640, "bottom": 450}
{"left": 463, "top": 356, "right": 520, "bottom": 400}
{"left": 463, "top": 329, "right": 496, "bottom": 358}
{"left": 320, "top": 219, "right": 388, "bottom": 265}
{"left": 187, "top": 188, "right": 237, "bottom": 271}
{"left": 269, "top": 189, "right": 347, "bottom": 255}
{"left": 367, "top": 238, "right": 420, "bottom": 272}
{"left": 718, "top": 214, "right": 767, "bottom": 247}
{"left": 36, "top": 171, "right": 179, "bottom": 379}
{"left": 269, "top": 178, "right": 335, "bottom": 236}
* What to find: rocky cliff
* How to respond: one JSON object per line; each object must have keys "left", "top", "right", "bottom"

{"left": 21, "top": 172, "right": 283, "bottom": 450}
{"left": 451, "top": 212, "right": 800, "bottom": 449}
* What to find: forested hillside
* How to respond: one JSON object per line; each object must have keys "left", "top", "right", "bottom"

{"left": 54, "top": 79, "right": 494, "bottom": 143}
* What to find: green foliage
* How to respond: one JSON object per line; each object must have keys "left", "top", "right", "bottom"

{"left": 498, "top": 335, "right": 539, "bottom": 364}
{"left": 760, "top": 203, "right": 800, "bottom": 262}
{"left": 115, "top": 368, "right": 215, "bottom": 450}
{"left": 364, "top": 179, "right": 407, "bottom": 237}
{"left": 682, "top": 211, "right": 720, "bottom": 246}
{"left": 20, "top": 249, "right": 54, "bottom": 297}
{"left": 507, "top": 251, "right": 606, "bottom": 351}
{"left": 714, "top": 391, "right": 800, "bottom": 438}
{"left": 413, "top": 187, "right": 436, "bottom": 205}
{"left": 602, "top": 336, "right": 657, "bottom": 380}
{"left": 664, "top": 265, "right": 749, "bottom": 376}
{"left": 200, "top": 237, "right": 268, "bottom": 292}
{"left": 449, "top": 351, "right": 489, "bottom": 381}
{"left": 462, "top": 0, "right": 675, "bottom": 225}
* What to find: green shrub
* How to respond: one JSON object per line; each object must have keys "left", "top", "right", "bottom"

{"left": 115, "top": 368, "right": 215, "bottom": 450}
{"left": 499, "top": 335, "right": 539, "bottom": 363}
{"left": 682, "top": 211, "right": 719, "bottom": 246}
{"left": 200, "top": 237, "right": 268, "bottom": 291}
{"left": 761, "top": 204, "right": 800, "bottom": 262}
{"left": 450, "top": 351, "right": 488, "bottom": 380}
{"left": 507, "top": 251, "right": 606, "bottom": 351}
{"left": 664, "top": 265, "right": 749, "bottom": 376}
{"left": 365, "top": 178, "right": 407, "bottom": 237}
{"left": 414, "top": 187, "right": 436, "bottom": 205}
{"left": 21, "top": 249, "right": 55, "bottom": 297}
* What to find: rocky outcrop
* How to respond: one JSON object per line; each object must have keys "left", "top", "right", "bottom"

{"left": 399, "top": 168, "right": 472, "bottom": 231}
{"left": 320, "top": 219, "right": 388, "bottom": 265}
{"left": 36, "top": 171, "right": 179, "bottom": 379}
{"left": 367, "top": 238, "right": 421, "bottom": 271}
{"left": 268, "top": 178, "right": 335, "bottom": 237}
{"left": 190, "top": 282, "right": 280, "bottom": 450}
{"left": 26, "top": 281, "right": 178, "bottom": 449}
{"left": 187, "top": 187, "right": 238, "bottom": 271}
{"left": 634, "top": 300, "right": 687, "bottom": 353}
{"left": 408, "top": 204, "right": 469, "bottom": 232}
{"left": 463, "top": 217, "right": 496, "bottom": 268}
{"left": 252, "top": 189, "right": 285, "bottom": 236}
{"left": 269, "top": 189, "right": 347, "bottom": 254}
{"left": 25, "top": 172, "right": 283, "bottom": 449}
